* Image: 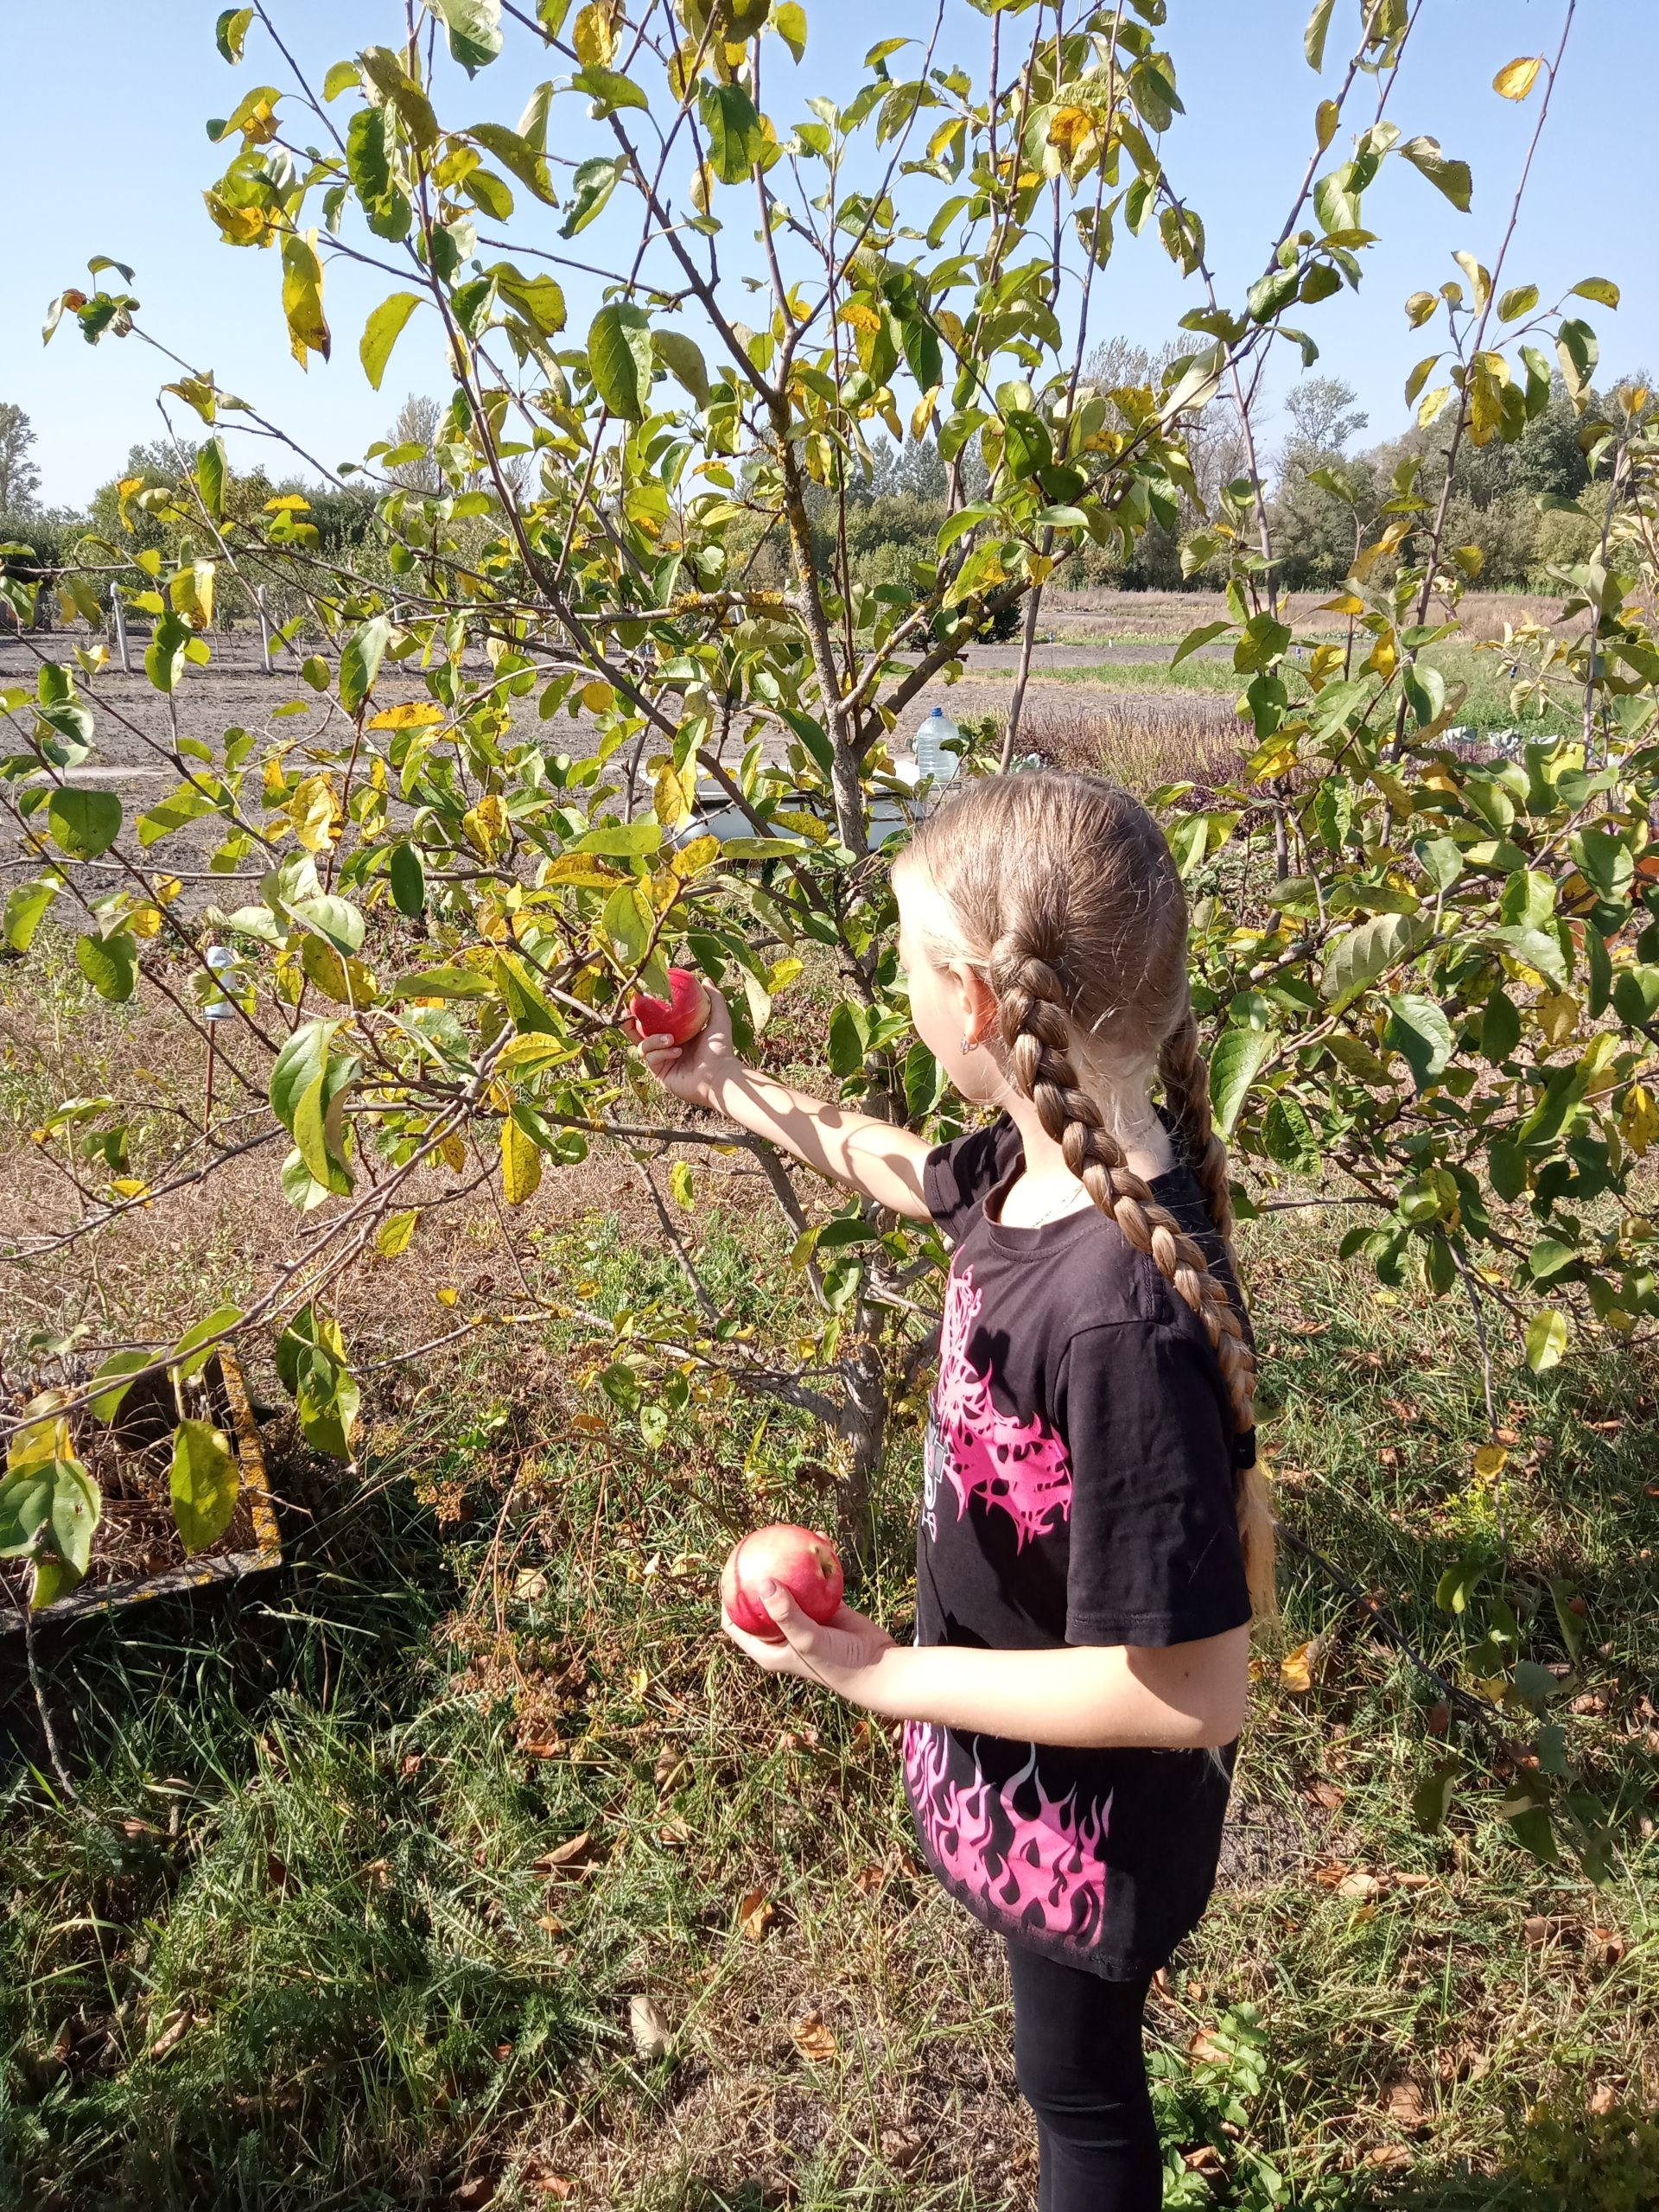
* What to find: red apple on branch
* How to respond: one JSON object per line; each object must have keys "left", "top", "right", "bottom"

{"left": 629, "top": 966, "right": 710, "bottom": 1045}
{"left": 720, "top": 1524, "right": 844, "bottom": 1642}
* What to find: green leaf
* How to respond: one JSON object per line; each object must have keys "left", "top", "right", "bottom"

{"left": 357, "top": 48, "right": 440, "bottom": 147}
{"left": 587, "top": 302, "right": 655, "bottom": 421}
{"left": 559, "top": 156, "right": 622, "bottom": 238}
{"left": 433, "top": 0, "right": 502, "bottom": 73}
{"left": 1525, "top": 1307, "right": 1568, "bottom": 1373}
{"left": 216, "top": 5, "right": 254, "bottom": 62}
{"left": 468, "top": 123, "right": 556, "bottom": 205}
{"left": 389, "top": 841, "right": 426, "bottom": 917}
{"left": 570, "top": 65, "right": 648, "bottom": 113}
{"left": 145, "top": 611, "right": 192, "bottom": 692}
{"left": 1171, "top": 620, "right": 1230, "bottom": 668}
{"left": 0, "top": 1456, "right": 100, "bottom": 1574}
{"left": 1402, "top": 662, "right": 1446, "bottom": 727}
{"left": 827, "top": 1000, "right": 870, "bottom": 1079}
{"left": 1383, "top": 992, "right": 1454, "bottom": 1089}
{"left": 170, "top": 1303, "right": 242, "bottom": 1382}
{"left": 1209, "top": 1026, "right": 1274, "bottom": 1138}
{"left": 1412, "top": 1756, "right": 1463, "bottom": 1833}
{"left": 197, "top": 435, "right": 228, "bottom": 518}
{"left": 668, "top": 1160, "right": 695, "bottom": 1207}
{"left": 339, "top": 616, "right": 391, "bottom": 711}
{"left": 88, "top": 1349, "right": 151, "bottom": 1422}
{"left": 270, "top": 1019, "right": 338, "bottom": 1135}
{"left": 1320, "top": 912, "right": 1427, "bottom": 1010}
{"left": 169, "top": 1418, "right": 240, "bottom": 1554}
{"left": 700, "top": 80, "right": 765, "bottom": 184}
{"left": 3, "top": 878, "right": 59, "bottom": 952}
{"left": 48, "top": 787, "right": 121, "bottom": 861}
{"left": 601, "top": 882, "right": 653, "bottom": 964}
{"left": 76, "top": 931, "right": 137, "bottom": 1002}
{"left": 1399, "top": 136, "right": 1472, "bottom": 213}
{"left": 359, "top": 292, "right": 421, "bottom": 390}
{"left": 774, "top": 2, "right": 807, "bottom": 60}
{"left": 652, "top": 330, "right": 709, "bottom": 406}
{"left": 1303, "top": 0, "right": 1335, "bottom": 69}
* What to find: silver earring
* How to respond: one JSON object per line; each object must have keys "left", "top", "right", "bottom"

{"left": 960, "top": 1034, "right": 973, "bottom": 1054}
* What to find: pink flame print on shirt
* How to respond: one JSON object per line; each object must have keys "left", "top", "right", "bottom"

{"left": 930, "top": 1264, "right": 1071, "bottom": 1547}
{"left": 904, "top": 1719, "right": 1110, "bottom": 1943}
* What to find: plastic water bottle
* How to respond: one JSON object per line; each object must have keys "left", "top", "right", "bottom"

{"left": 913, "top": 705, "right": 961, "bottom": 789}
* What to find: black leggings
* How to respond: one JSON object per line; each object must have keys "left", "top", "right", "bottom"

{"left": 1006, "top": 1938, "right": 1162, "bottom": 2211}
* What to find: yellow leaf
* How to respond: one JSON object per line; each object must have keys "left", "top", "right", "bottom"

{"left": 1534, "top": 991, "right": 1578, "bottom": 1050}
{"left": 1493, "top": 54, "right": 1542, "bottom": 100}
{"left": 367, "top": 701, "right": 444, "bottom": 731}
{"left": 168, "top": 559, "right": 216, "bottom": 632}
{"left": 1046, "top": 105, "right": 1097, "bottom": 165}
{"left": 574, "top": 0, "right": 616, "bottom": 66}
{"left": 435, "top": 1285, "right": 459, "bottom": 1306}
{"left": 438, "top": 1132, "right": 467, "bottom": 1173}
{"left": 1279, "top": 1640, "right": 1319, "bottom": 1694}
{"left": 153, "top": 874, "right": 183, "bottom": 904}
{"left": 669, "top": 1160, "right": 695, "bottom": 1208}
{"left": 286, "top": 773, "right": 340, "bottom": 852}
{"left": 911, "top": 385, "right": 940, "bottom": 442}
{"left": 108, "top": 1177, "right": 150, "bottom": 1201}
{"left": 838, "top": 299, "right": 882, "bottom": 334}
{"left": 502, "top": 1113, "right": 543, "bottom": 1206}
{"left": 128, "top": 904, "right": 163, "bottom": 938}
{"left": 461, "top": 792, "right": 508, "bottom": 857}
{"left": 1620, "top": 1082, "right": 1659, "bottom": 1159}
{"left": 1366, "top": 633, "right": 1398, "bottom": 680}
{"left": 1472, "top": 1443, "right": 1510, "bottom": 1483}
{"left": 580, "top": 679, "right": 615, "bottom": 715}
{"left": 279, "top": 228, "right": 330, "bottom": 370}
{"left": 376, "top": 1208, "right": 419, "bottom": 1256}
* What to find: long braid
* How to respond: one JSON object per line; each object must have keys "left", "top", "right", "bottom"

{"left": 906, "top": 769, "right": 1277, "bottom": 1619}
{"left": 1158, "top": 999, "right": 1234, "bottom": 1247}
{"left": 992, "top": 939, "right": 1259, "bottom": 1441}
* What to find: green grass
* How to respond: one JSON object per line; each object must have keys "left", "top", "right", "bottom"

{"left": 4, "top": 1188, "right": 1656, "bottom": 2211}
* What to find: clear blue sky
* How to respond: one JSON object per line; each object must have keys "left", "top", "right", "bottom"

{"left": 6, "top": 1, "right": 1650, "bottom": 511}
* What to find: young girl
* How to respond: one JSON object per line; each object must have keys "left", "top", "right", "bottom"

{"left": 634, "top": 772, "right": 1274, "bottom": 2211}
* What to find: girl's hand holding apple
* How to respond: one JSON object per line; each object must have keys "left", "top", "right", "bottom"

{"left": 721, "top": 1583, "right": 899, "bottom": 1687}
{"left": 627, "top": 969, "right": 733, "bottom": 1109}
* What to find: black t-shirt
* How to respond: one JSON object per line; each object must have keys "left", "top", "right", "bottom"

{"left": 903, "top": 1115, "right": 1254, "bottom": 1978}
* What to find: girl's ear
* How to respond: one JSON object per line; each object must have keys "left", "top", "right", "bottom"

{"left": 956, "top": 963, "right": 1000, "bottom": 1048}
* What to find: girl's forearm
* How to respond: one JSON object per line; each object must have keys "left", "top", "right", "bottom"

{"left": 828, "top": 1636, "right": 1248, "bottom": 1751}
{"left": 700, "top": 1057, "right": 933, "bottom": 1218}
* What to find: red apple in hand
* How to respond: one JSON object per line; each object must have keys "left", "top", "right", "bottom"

{"left": 720, "top": 1523, "right": 844, "bottom": 1642}
{"left": 629, "top": 966, "right": 709, "bottom": 1045}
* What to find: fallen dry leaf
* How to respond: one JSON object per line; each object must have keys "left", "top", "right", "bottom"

{"left": 1338, "top": 1871, "right": 1383, "bottom": 1901}
{"left": 653, "top": 1745, "right": 687, "bottom": 1792}
{"left": 454, "top": 2177, "right": 496, "bottom": 2208}
{"left": 1385, "top": 2081, "right": 1427, "bottom": 2127}
{"left": 1279, "top": 1638, "right": 1325, "bottom": 1693}
{"left": 1364, "top": 2143, "right": 1413, "bottom": 2169}
{"left": 534, "top": 1833, "right": 594, "bottom": 1875}
{"left": 400, "top": 1753, "right": 424, "bottom": 1778}
{"left": 513, "top": 1568, "right": 549, "bottom": 1601}
{"left": 1306, "top": 1779, "right": 1344, "bottom": 1812}
{"left": 738, "top": 1886, "right": 776, "bottom": 1942}
{"left": 1426, "top": 1700, "right": 1451, "bottom": 1735}
{"left": 147, "top": 2009, "right": 192, "bottom": 2062}
{"left": 1393, "top": 1872, "right": 1434, "bottom": 1891}
{"left": 521, "top": 1738, "right": 564, "bottom": 1761}
{"left": 1182, "top": 2145, "right": 1225, "bottom": 2175}
{"left": 791, "top": 2010, "right": 838, "bottom": 2063}
{"left": 1312, "top": 1861, "right": 1351, "bottom": 1889}
{"left": 1587, "top": 2083, "right": 1618, "bottom": 2116}
{"left": 851, "top": 1862, "right": 889, "bottom": 1897}
{"left": 1187, "top": 2026, "right": 1230, "bottom": 2065}
{"left": 628, "top": 1994, "right": 671, "bottom": 2062}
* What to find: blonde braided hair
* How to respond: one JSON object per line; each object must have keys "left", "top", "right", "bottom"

{"left": 904, "top": 772, "right": 1277, "bottom": 1618}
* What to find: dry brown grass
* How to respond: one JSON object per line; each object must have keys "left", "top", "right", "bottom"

{"left": 1020, "top": 690, "right": 1245, "bottom": 793}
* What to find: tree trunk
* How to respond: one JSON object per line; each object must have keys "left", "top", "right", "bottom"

{"left": 835, "top": 1331, "right": 889, "bottom": 1576}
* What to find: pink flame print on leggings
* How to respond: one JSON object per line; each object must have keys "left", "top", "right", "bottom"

{"left": 904, "top": 1720, "right": 1110, "bottom": 1943}
{"left": 929, "top": 1264, "right": 1071, "bottom": 1547}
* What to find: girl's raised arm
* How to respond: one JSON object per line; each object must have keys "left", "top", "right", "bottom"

{"left": 632, "top": 986, "right": 936, "bottom": 1220}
